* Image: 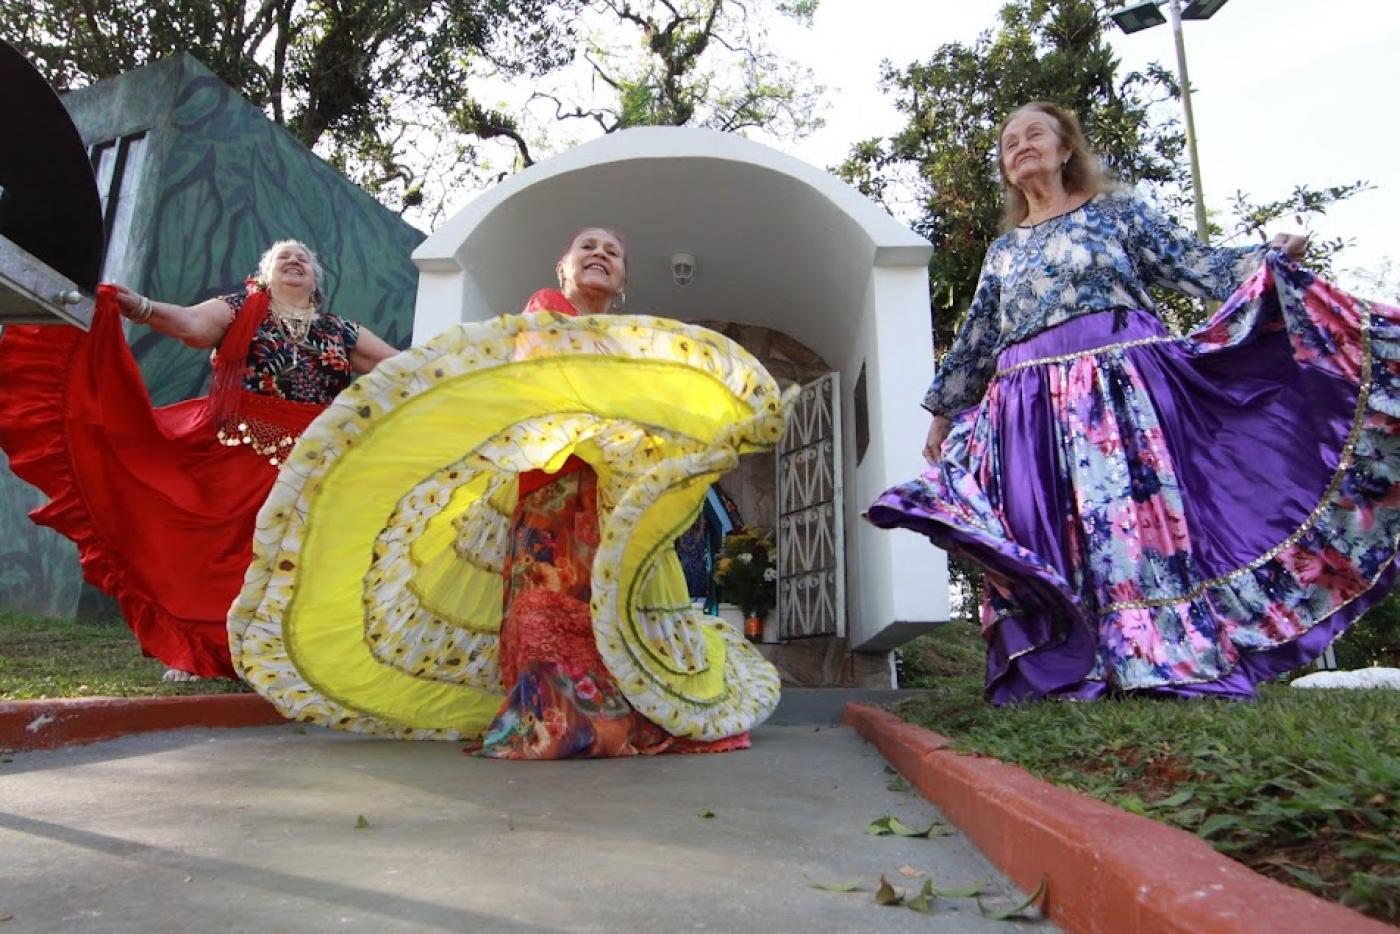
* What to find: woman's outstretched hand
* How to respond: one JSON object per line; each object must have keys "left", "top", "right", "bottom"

{"left": 1268, "top": 233, "right": 1307, "bottom": 261}
{"left": 108, "top": 283, "right": 145, "bottom": 319}
{"left": 923, "top": 415, "right": 952, "bottom": 465}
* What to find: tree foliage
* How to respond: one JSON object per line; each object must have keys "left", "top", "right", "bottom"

{"left": 3, "top": 0, "right": 580, "bottom": 214}
{"left": 4, "top": 0, "right": 821, "bottom": 220}
{"left": 836, "top": 0, "right": 1185, "bottom": 357}
{"left": 1226, "top": 182, "right": 1373, "bottom": 279}
{"left": 531, "top": 0, "right": 822, "bottom": 140}
{"left": 1332, "top": 596, "right": 1400, "bottom": 669}
{"left": 1343, "top": 256, "right": 1400, "bottom": 305}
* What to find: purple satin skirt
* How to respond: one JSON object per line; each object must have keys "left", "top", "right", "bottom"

{"left": 869, "top": 255, "right": 1400, "bottom": 703}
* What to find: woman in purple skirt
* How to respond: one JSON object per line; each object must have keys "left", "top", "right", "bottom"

{"left": 867, "top": 101, "right": 1400, "bottom": 704}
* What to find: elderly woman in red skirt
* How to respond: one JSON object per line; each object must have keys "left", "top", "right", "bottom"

{"left": 0, "top": 240, "right": 396, "bottom": 680}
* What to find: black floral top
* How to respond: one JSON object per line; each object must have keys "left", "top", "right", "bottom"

{"left": 220, "top": 293, "right": 361, "bottom": 405}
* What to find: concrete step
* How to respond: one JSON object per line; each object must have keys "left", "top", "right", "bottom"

{"left": 769, "top": 687, "right": 924, "bottom": 725}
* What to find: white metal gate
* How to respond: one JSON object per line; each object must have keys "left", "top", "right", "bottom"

{"left": 775, "top": 371, "right": 844, "bottom": 638}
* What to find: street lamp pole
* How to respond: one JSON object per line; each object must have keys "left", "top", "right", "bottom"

{"left": 1111, "top": 0, "right": 1230, "bottom": 242}
{"left": 1167, "top": 0, "right": 1210, "bottom": 242}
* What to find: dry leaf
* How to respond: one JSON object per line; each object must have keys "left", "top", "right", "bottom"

{"left": 932, "top": 880, "right": 988, "bottom": 899}
{"left": 874, "top": 875, "right": 904, "bottom": 906}
{"left": 979, "top": 876, "right": 1048, "bottom": 921}
{"left": 809, "top": 881, "right": 862, "bottom": 892}
{"left": 898, "top": 865, "right": 925, "bottom": 878}
{"left": 867, "top": 815, "right": 945, "bottom": 837}
{"left": 907, "top": 879, "right": 935, "bottom": 914}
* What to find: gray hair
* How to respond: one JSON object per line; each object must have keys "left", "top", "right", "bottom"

{"left": 252, "top": 239, "right": 325, "bottom": 299}
{"left": 997, "top": 102, "right": 1115, "bottom": 232}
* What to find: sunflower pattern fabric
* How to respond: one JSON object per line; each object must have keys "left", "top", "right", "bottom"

{"left": 228, "top": 308, "right": 790, "bottom": 741}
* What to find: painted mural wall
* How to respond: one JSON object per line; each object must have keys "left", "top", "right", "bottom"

{"left": 0, "top": 55, "right": 423, "bottom": 618}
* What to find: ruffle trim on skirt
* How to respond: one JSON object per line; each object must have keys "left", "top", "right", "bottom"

{"left": 0, "top": 292, "right": 243, "bottom": 677}
{"left": 869, "top": 254, "right": 1400, "bottom": 702}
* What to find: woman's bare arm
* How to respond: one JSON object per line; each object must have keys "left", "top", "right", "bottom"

{"left": 348, "top": 326, "right": 398, "bottom": 374}
{"left": 110, "top": 284, "right": 233, "bottom": 349}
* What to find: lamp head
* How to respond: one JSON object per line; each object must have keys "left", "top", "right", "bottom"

{"left": 671, "top": 251, "right": 696, "bottom": 287}
{"left": 1110, "top": 1, "right": 1166, "bottom": 33}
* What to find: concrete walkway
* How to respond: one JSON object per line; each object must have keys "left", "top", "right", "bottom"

{"left": 0, "top": 723, "right": 1051, "bottom": 933}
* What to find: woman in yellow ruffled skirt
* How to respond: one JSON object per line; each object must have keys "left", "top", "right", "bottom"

{"left": 228, "top": 228, "right": 788, "bottom": 756}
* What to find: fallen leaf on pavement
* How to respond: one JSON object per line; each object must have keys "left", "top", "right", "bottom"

{"left": 979, "top": 876, "right": 1047, "bottom": 921}
{"left": 898, "top": 865, "right": 925, "bottom": 878}
{"left": 354, "top": 815, "right": 370, "bottom": 830}
{"left": 866, "top": 815, "right": 946, "bottom": 837}
{"left": 875, "top": 875, "right": 903, "bottom": 906}
{"left": 809, "top": 881, "right": 862, "bottom": 892}
{"left": 932, "top": 880, "right": 988, "bottom": 898}
{"left": 907, "top": 879, "right": 935, "bottom": 914}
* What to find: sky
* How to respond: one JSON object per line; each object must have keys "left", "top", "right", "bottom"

{"left": 762, "top": 0, "right": 1400, "bottom": 291}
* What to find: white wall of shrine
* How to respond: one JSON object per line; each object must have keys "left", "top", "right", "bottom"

{"left": 410, "top": 126, "right": 949, "bottom": 651}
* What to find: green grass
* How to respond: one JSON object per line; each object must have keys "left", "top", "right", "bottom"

{"left": 896, "top": 623, "right": 1400, "bottom": 924}
{"left": 0, "top": 612, "right": 249, "bottom": 700}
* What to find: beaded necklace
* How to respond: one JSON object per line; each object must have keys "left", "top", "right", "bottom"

{"left": 269, "top": 296, "right": 318, "bottom": 365}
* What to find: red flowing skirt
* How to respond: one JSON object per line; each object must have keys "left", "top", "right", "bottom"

{"left": 0, "top": 290, "right": 319, "bottom": 677}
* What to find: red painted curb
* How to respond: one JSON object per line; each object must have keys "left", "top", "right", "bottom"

{"left": 844, "top": 703, "right": 1388, "bottom": 934}
{"left": 0, "top": 693, "right": 287, "bottom": 752}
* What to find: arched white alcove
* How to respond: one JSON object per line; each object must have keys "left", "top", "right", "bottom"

{"left": 413, "top": 126, "right": 949, "bottom": 651}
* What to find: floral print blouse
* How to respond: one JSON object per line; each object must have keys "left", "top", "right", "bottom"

{"left": 922, "top": 190, "right": 1265, "bottom": 416}
{"left": 220, "top": 293, "right": 361, "bottom": 405}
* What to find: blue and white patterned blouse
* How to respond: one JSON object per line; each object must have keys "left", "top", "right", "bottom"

{"left": 922, "top": 190, "right": 1265, "bottom": 415}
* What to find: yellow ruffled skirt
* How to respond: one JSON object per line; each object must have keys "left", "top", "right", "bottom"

{"left": 228, "top": 310, "right": 790, "bottom": 741}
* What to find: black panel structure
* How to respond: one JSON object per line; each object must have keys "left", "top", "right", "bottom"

{"left": 0, "top": 40, "right": 104, "bottom": 326}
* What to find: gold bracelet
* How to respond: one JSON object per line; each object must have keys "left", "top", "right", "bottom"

{"left": 133, "top": 295, "right": 153, "bottom": 323}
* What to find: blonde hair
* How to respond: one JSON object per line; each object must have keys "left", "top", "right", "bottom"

{"left": 997, "top": 102, "right": 1114, "bottom": 231}
{"left": 252, "top": 239, "right": 325, "bottom": 300}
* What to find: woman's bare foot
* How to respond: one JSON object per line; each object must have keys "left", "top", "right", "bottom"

{"left": 161, "top": 668, "right": 202, "bottom": 682}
